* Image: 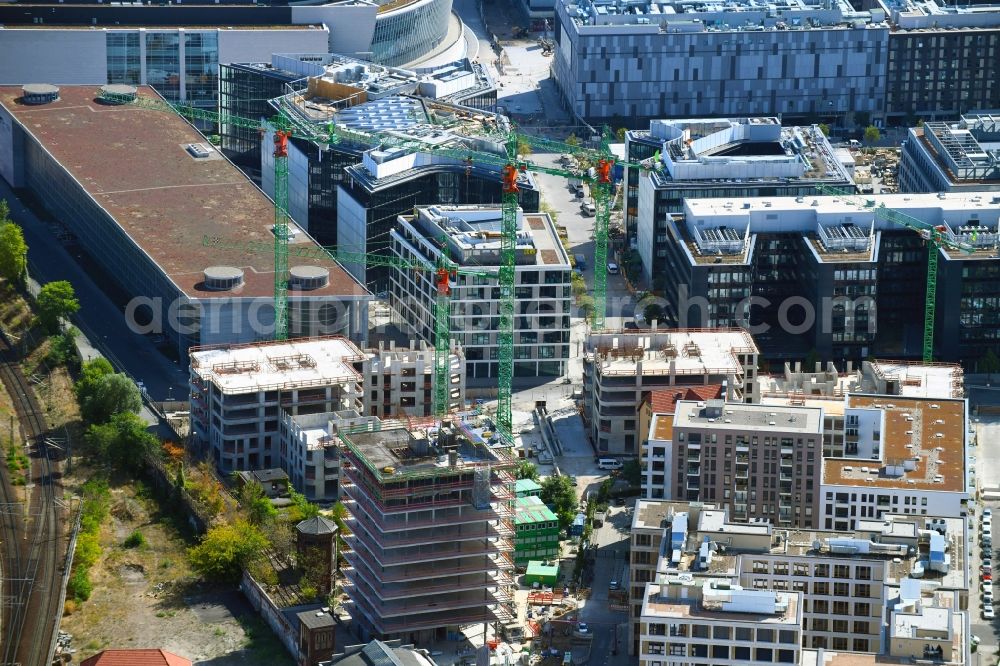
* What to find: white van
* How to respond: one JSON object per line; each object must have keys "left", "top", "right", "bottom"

{"left": 598, "top": 458, "right": 623, "bottom": 471}
{"left": 580, "top": 202, "right": 596, "bottom": 216}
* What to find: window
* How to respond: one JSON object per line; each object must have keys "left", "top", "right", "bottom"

{"left": 757, "top": 629, "right": 774, "bottom": 643}
{"left": 855, "top": 584, "right": 871, "bottom": 598}
{"left": 735, "top": 627, "right": 753, "bottom": 641}
{"left": 853, "top": 621, "right": 869, "bottom": 634}
{"left": 834, "top": 583, "right": 850, "bottom": 597}
{"left": 813, "top": 582, "right": 829, "bottom": 596}
{"left": 714, "top": 626, "right": 731, "bottom": 640}
{"left": 855, "top": 602, "right": 871, "bottom": 616}
{"left": 834, "top": 565, "right": 851, "bottom": 579}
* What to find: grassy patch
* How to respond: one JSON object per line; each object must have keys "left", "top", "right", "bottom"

{"left": 123, "top": 530, "right": 146, "bottom": 549}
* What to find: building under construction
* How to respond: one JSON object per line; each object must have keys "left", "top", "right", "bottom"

{"left": 339, "top": 414, "right": 516, "bottom": 644}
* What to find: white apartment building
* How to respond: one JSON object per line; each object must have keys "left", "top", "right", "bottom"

{"left": 584, "top": 328, "right": 760, "bottom": 455}
{"left": 628, "top": 500, "right": 969, "bottom": 659}
{"left": 391, "top": 205, "right": 571, "bottom": 381}
{"left": 638, "top": 580, "right": 803, "bottom": 666}
{"left": 820, "top": 394, "right": 971, "bottom": 531}
{"left": 280, "top": 410, "right": 381, "bottom": 502}
{"left": 191, "top": 337, "right": 466, "bottom": 477}
{"left": 190, "top": 337, "right": 366, "bottom": 473}
{"left": 363, "top": 340, "right": 466, "bottom": 418}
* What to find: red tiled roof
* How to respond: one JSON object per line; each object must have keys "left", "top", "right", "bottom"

{"left": 81, "top": 649, "right": 192, "bottom": 666}
{"left": 645, "top": 385, "right": 724, "bottom": 415}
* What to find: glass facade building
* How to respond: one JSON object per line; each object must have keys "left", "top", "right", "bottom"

{"left": 184, "top": 32, "right": 219, "bottom": 107}
{"left": 371, "top": 0, "right": 453, "bottom": 66}
{"left": 106, "top": 33, "right": 141, "bottom": 85}
{"left": 145, "top": 32, "right": 181, "bottom": 102}
{"left": 218, "top": 63, "right": 301, "bottom": 176}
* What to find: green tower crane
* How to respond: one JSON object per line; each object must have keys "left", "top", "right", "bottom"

{"left": 816, "top": 186, "right": 975, "bottom": 362}
{"left": 202, "top": 235, "right": 490, "bottom": 417}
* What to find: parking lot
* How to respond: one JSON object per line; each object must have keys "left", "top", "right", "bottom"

{"left": 969, "top": 417, "right": 1000, "bottom": 657}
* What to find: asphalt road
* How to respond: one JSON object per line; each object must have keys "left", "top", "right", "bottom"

{"left": 0, "top": 180, "right": 189, "bottom": 403}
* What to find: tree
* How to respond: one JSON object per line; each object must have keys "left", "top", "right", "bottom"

{"left": 240, "top": 480, "right": 277, "bottom": 525}
{"left": 863, "top": 125, "right": 881, "bottom": 150}
{"left": 576, "top": 294, "right": 595, "bottom": 318}
{"left": 540, "top": 474, "right": 578, "bottom": 530}
{"left": 84, "top": 411, "right": 158, "bottom": 471}
{"left": 817, "top": 123, "right": 830, "bottom": 137}
{"left": 643, "top": 303, "right": 664, "bottom": 325}
{"left": 188, "top": 519, "right": 269, "bottom": 582}
{"left": 515, "top": 460, "right": 539, "bottom": 481}
{"left": 615, "top": 127, "right": 627, "bottom": 142}
{"left": 76, "top": 366, "right": 141, "bottom": 425}
{"left": 517, "top": 138, "right": 532, "bottom": 156}
{"left": 47, "top": 328, "right": 79, "bottom": 369}
{"left": 288, "top": 488, "right": 320, "bottom": 522}
{"left": 36, "top": 280, "right": 79, "bottom": 333}
{"left": 621, "top": 459, "right": 642, "bottom": 488}
{"left": 565, "top": 133, "right": 580, "bottom": 147}
{"left": 982, "top": 349, "right": 1000, "bottom": 382}
{"left": 0, "top": 202, "right": 28, "bottom": 286}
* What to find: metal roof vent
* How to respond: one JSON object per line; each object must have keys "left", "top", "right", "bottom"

{"left": 98, "top": 84, "right": 137, "bottom": 104}
{"left": 21, "top": 84, "right": 59, "bottom": 105}
{"left": 203, "top": 266, "right": 245, "bottom": 291}
{"left": 289, "top": 265, "right": 329, "bottom": 290}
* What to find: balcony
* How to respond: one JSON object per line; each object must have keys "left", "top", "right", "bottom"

{"left": 686, "top": 479, "right": 700, "bottom": 491}
{"left": 346, "top": 593, "right": 513, "bottom": 635}
{"left": 344, "top": 546, "right": 512, "bottom": 584}
{"left": 687, "top": 452, "right": 701, "bottom": 462}
{"left": 345, "top": 573, "right": 511, "bottom": 615}
{"left": 686, "top": 465, "right": 701, "bottom": 476}
{"left": 349, "top": 515, "right": 514, "bottom": 549}
{"left": 340, "top": 488, "right": 510, "bottom": 531}
{"left": 735, "top": 468, "right": 749, "bottom": 479}
{"left": 734, "top": 491, "right": 747, "bottom": 503}
{"left": 344, "top": 533, "right": 513, "bottom": 567}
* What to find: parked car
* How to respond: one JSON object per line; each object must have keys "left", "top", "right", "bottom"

{"left": 983, "top": 572, "right": 993, "bottom": 582}
{"left": 986, "top": 508, "right": 993, "bottom": 518}
{"left": 985, "top": 590, "right": 994, "bottom": 605}
{"left": 984, "top": 604, "right": 996, "bottom": 620}
{"left": 606, "top": 262, "right": 620, "bottom": 275}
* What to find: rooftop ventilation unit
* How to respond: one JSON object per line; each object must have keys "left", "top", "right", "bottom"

{"left": 187, "top": 143, "right": 213, "bottom": 159}
{"left": 203, "top": 266, "right": 245, "bottom": 291}
{"left": 21, "top": 84, "right": 59, "bottom": 105}
{"left": 289, "top": 265, "right": 330, "bottom": 291}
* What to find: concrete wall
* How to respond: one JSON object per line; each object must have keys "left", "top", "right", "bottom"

{"left": 0, "top": 30, "right": 107, "bottom": 84}
{"left": 217, "top": 27, "right": 330, "bottom": 65}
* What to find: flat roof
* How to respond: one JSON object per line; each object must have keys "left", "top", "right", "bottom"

{"left": 641, "top": 585, "right": 799, "bottom": 625}
{"left": 0, "top": 86, "right": 367, "bottom": 300}
{"left": 673, "top": 400, "right": 823, "bottom": 433}
{"left": 651, "top": 413, "right": 674, "bottom": 441}
{"left": 822, "top": 395, "right": 967, "bottom": 492}
{"left": 587, "top": 329, "right": 757, "bottom": 377}
{"left": 632, "top": 498, "right": 712, "bottom": 531}
{"left": 684, "top": 192, "right": 1000, "bottom": 260}
{"left": 869, "top": 361, "right": 965, "bottom": 399}
{"left": 190, "top": 336, "right": 365, "bottom": 393}
{"left": 515, "top": 496, "right": 558, "bottom": 525}
{"left": 342, "top": 416, "right": 509, "bottom": 478}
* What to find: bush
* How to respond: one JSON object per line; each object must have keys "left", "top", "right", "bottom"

{"left": 188, "top": 520, "right": 269, "bottom": 582}
{"left": 68, "top": 567, "right": 93, "bottom": 602}
{"left": 123, "top": 530, "right": 146, "bottom": 549}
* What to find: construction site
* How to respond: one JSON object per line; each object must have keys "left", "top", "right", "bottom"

{"left": 338, "top": 412, "right": 519, "bottom": 644}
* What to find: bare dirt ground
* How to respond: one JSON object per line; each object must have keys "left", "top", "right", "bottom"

{"left": 59, "top": 480, "right": 292, "bottom": 665}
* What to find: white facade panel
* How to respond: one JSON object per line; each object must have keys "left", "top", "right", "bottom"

{"left": 291, "top": 4, "right": 378, "bottom": 55}
{"left": 0, "top": 30, "right": 107, "bottom": 84}
{"left": 216, "top": 28, "right": 331, "bottom": 66}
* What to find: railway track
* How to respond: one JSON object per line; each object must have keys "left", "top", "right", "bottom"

{"left": 0, "top": 330, "right": 63, "bottom": 666}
